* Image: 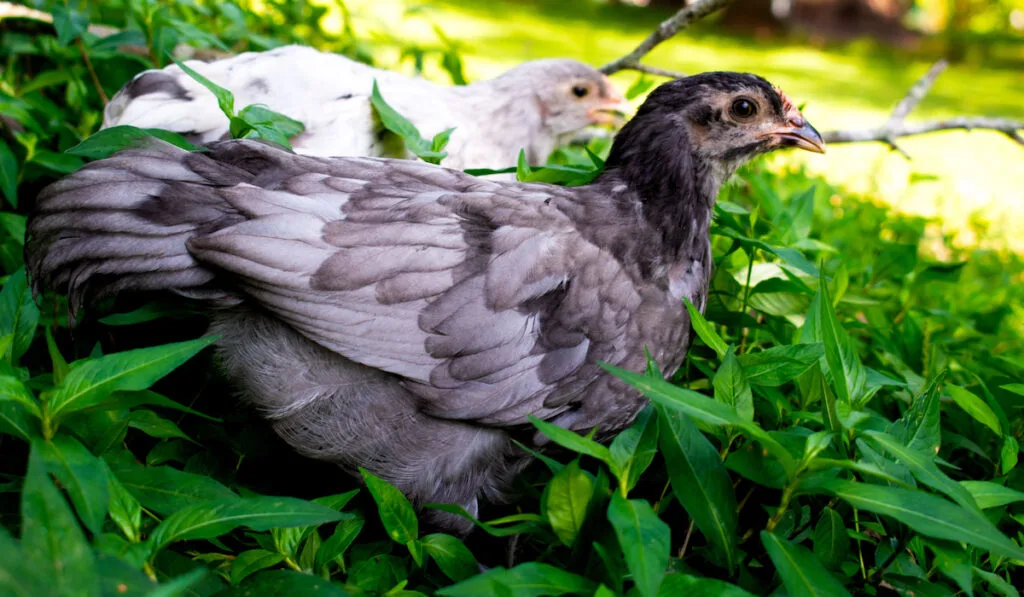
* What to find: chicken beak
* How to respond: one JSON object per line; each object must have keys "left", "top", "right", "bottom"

{"left": 587, "top": 81, "right": 631, "bottom": 127}
{"left": 768, "top": 115, "right": 826, "bottom": 154}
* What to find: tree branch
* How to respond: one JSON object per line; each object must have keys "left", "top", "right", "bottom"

{"left": 820, "top": 60, "right": 1024, "bottom": 153}
{"left": 599, "top": 0, "right": 734, "bottom": 77}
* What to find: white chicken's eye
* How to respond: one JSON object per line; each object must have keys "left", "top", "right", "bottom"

{"left": 572, "top": 85, "right": 589, "bottom": 98}
{"left": 730, "top": 98, "right": 757, "bottom": 120}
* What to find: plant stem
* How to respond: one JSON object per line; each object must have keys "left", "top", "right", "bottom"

{"left": 677, "top": 520, "right": 696, "bottom": 559}
{"left": 854, "top": 508, "right": 867, "bottom": 580}
{"left": 764, "top": 481, "right": 796, "bottom": 532}
{"left": 76, "top": 38, "right": 108, "bottom": 104}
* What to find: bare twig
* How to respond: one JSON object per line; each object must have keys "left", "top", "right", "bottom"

{"left": 824, "top": 116, "right": 1024, "bottom": 147}
{"left": 629, "top": 63, "right": 688, "bottom": 79}
{"left": 76, "top": 38, "right": 109, "bottom": 104}
{"left": 821, "top": 60, "right": 1024, "bottom": 153}
{"left": 600, "top": 0, "right": 734, "bottom": 77}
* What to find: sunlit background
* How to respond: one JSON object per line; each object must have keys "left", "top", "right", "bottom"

{"left": 246, "top": 0, "right": 1024, "bottom": 250}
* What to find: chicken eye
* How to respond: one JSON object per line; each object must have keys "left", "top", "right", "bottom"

{"left": 572, "top": 85, "right": 589, "bottom": 98}
{"left": 730, "top": 98, "right": 757, "bottom": 120}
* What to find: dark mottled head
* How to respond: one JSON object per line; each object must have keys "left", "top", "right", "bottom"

{"left": 493, "top": 59, "right": 630, "bottom": 135}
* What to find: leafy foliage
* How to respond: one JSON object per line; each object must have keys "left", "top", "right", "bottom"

{"left": 1, "top": 1, "right": 1023, "bottom": 596}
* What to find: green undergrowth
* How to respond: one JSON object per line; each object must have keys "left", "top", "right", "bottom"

{"left": 1, "top": 1, "right": 1023, "bottom": 596}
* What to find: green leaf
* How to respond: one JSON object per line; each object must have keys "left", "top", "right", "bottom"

{"left": 233, "top": 104, "right": 305, "bottom": 149}
{"left": 436, "top": 562, "right": 594, "bottom": 597}
{"left": 824, "top": 481, "right": 1024, "bottom": 560}
{"left": 604, "top": 363, "right": 796, "bottom": 477}
{"left": 890, "top": 372, "right": 945, "bottom": 455}
{"left": 369, "top": 80, "right": 449, "bottom": 164}
{"left": 46, "top": 336, "right": 216, "bottom": 420}
{"left": 946, "top": 385, "right": 1001, "bottom": 436}
{"left": 0, "top": 387, "right": 37, "bottom": 440}
{"left": 65, "top": 126, "right": 199, "bottom": 160}
{"left": 0, "top": 140, "right": 18, "bottom": 207}
{"left": 658, "top": 574, "right": 757, "bottom": 597}
{"left": 35, "top": 435, "right": 108, "bottom": 536}
{"left": 51, "top": 4, "right": 89, "bottom": 45}
{"left": 608, "top": 405, "right": 659, "bottom": 492}
{"left": 146, "top": 497, "right": 344, "bottom": 552}
{"left": 111, "top": 463, "right": 237, "bottom": 516}
{"left": 607, "top": 493, "right": 669, "bottom": 597}
{"left": 657, "top": 406, "right": 737, "bottom": 571}
{"left": 683, "top": 297, "right": 727, "bottom": 358}
{"left": 169, "top": 56, "right": 235, "bottom": 118}
{"left": 544, "top": 460, "right": 593, "bottom": 547}
{"left": 737, "top": 344, "right": 823, "bottom": 386}
{"left": 862, "top": 430, "right": 980, "bottom": 515}
{"left": 0, "top": 268, "right": 40, "bottom": 364}
{"left": 230, "top": 549, "right": 286, "bottom": 585}
{"left": 360, "top": 469, "right": 418, "bottom": 544}
{"left": 528, "top": 415, "right": 611, "bottom": 465}
{"left": 960, "top": 481, "right": 1024, "bottom": 509}
{"left": 421, "top": 533, "right": 478, "bottom": 582}
{"left": 812, "top": 508, "right": 849, "bottom": 569}
{"left": 219, "top": 570, "right": 348, "bottom": 596}
{"left": 316, "top": 516, "right": 364, "bottom": 571}
{"left": 0, "top": 371, "right": 41, "bottom": 419}
{"left": 106, "top": 464, "right": 142, "bottom": 542}
{"left": 714, "top": 347, "right": 753, "bottom": 421}
{"left": 127, "top": 409, "right": 193, "bottom": 442}
{"left": 146, "top": 567, "right": 209, "bottom": 597}
{"left": 1001, "top": 436, "right": 1018, "bottom": 475}
{"left": 925, "top": 540, "right": 973, "bottom": 597}
{"left": 20, "top": 443, "right": 100, "bottom": 596}
{"left": 809, "top": 270, "right": 866, "bottom": 404}
{"left": 761, "top": 531, "right": 850, "bottom": 597}
{"left": 974, "top": 568, "right": 1018, "bottom": 597}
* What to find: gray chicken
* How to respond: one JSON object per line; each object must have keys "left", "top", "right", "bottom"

{"left": 102, "top": 45, "right": 628, "bottom": 169}
{"left": 27, "top": 72, "right": 824, "bottom": 532}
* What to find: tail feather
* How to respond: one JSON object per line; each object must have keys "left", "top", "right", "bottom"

{"left": 26, "top": 140, "right": 248, "bottom": 314}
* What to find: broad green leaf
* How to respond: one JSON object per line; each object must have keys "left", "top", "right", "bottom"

{"left": 1002, "top": 383, "right": 1024, "bottom": 396}
{"left": 35, "top": 435, "right": 108, "bottom": 536}
{"left": 925, "top": 540, "right": 973, "bottom": 596}
{"left": 657, "top": 406, "right": 737, "bottom": 571}
{"left": 369, "top": 80, "right": 449, "bottom": 164}
{"left": 737, "top": 344, "right": 823, "bottom": 386}
{"left": 111, "top": 463, "right": 238, "bottom": 515}
{"left": 232, "top": 105, "right": 305, "bottom": 150}
{"left": 316, "top": 516, "right": 364, "bottom": 570}
{"left": 824, "top": 481, "right": 1024, "bottom": 560}
{"left": 421, "top": 533, "right": 478, "bottom": 582}
{"left": 230, "top": 550, "right": 286, "bottom": 585}
{"left": 20, "top": 443, "right": 100, "bottom": 596}
{"left": 0, "top": 372, "right": 41, "bottom": 419}
{"left": 960, "top": 481, "right": 1024, "bottom": 509}
{"left": 0, "top": 268, "right": 39, "bottom": 363}
{"left": 604, "top": 364, "right": 796, "bottom": 477}
{"left": 146, "top": 497, "right": 344, "bottom": 552}
{"left": 106, "top": 464, "right": 142, "bottom": 542}
{"left": 683, "top": 297, "right": 727, "bottom": 358}
{"left": 65, "top": 126, "right": 199, "bottom": 160}
{"left": 145, "top": 567, "right": 209, "bottom": 597}
{"left": 657, "top": 574, "right": 757, "bottom": 597}
{"left": 812, "top": 508, "right": 849, "bottom": 569}
{"left": 45, "top": 328, "right": 69, "bottom": 384}
{"left": 424, "top": 504, "right": 546, "bottom": 537}
{"left": 608, "top": 405, "right": 659, "bottom": 492}
{"left": 528, "top": 415, "right": 611, "bottom": 465}
{"left": 170, "top": 57, "right": 235, "bottom": 118}
{"left": 46, "top": 336, "right": 216, "bottom": 420}
{"left": 0, "top": 525, "right": 47, "bottom": 596}
{"left": 761, "top": 531, "right": 851, "bottom": 597}
{"left": 808, "top": 270, "right": 866, "bottom": 404}
{"left": 544, "top": 460, "right": 593, "bottom": 547}
{"left": 0, "top": 391, "right": 38, "bottom": 440}
{"left": 714, "top": 347, "right": 753, "bottom": 421}
{"left": 607, "top": 493, "right": 669, "bottom": 597}
{"left": 361, "top": 469, "right": 418, "bottom": 544}
{"left": 436, "top": 562, "right": 594, "bottom": 597}
{"left": 127, "top": 409, "right": 193, "bottom": 442}
{"left": 863, "top": 430, "right": 981, "bottom": 515}
{"left": 51, "top": 4, "right": 88, "bottom": 45}
{"left": 1001, "top": 436, "right": 1019, "bottom": 474}
{"left": 890, "top": 372, "right": 945, "bottom": 455}
{"left": 946, "top": 385, "right": 1002, "bottom": 436}
{"left": 974, "top": 568, "right": 1018, "bottom": 597}
{"left": 0, "top": 139, "right": 17, "bottom": 207}
{"left": 219, "top": 570, "right": 348, "bottom": 596}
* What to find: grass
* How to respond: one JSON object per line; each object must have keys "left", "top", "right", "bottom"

{"left": 314, "top": 0, "right": 1024, "bottom": 249}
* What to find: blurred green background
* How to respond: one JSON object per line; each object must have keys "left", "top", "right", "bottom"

{"left": 297, "top": 0, "right": 1024, "bottom": 251}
